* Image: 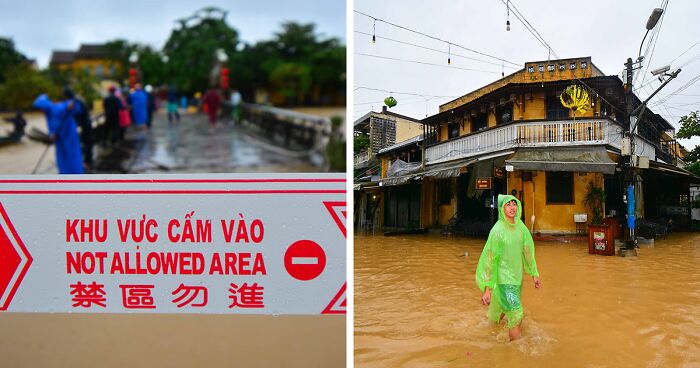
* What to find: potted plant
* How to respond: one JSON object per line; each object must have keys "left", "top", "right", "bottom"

{"left": 583, "top": 182, "right": 614, "bottom": 255}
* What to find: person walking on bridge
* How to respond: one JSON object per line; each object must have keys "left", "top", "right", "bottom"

{"left": 201, "top": 87, "right": 222, "bottom": 125}
{"left": 33, "top": 93, "right": 84, "bottom": 174}
{"left": 475, "top": 194, "right": 541, "bottom": 341}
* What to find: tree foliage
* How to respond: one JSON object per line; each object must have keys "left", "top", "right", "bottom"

{"left": 163, "top": 8, "right": 239, "bottom": 93}
{"left": 230, "top": 21, "right": 345, "bottom": 105}
{"left": 0, "top": 65, "right": 60, "bottom": 110}
{"left": 354, "top": 134, "right": 370, "bottom": 154}
{"left": 677, "top": 111, "right": 700, "bottom": 176}
{"left": 0, "top": 38, "right": 28, "bottom": 83}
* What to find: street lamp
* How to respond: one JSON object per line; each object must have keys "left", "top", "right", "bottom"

{"left": 637, "top": 8, "right": 664, "bottom": 60}
{"left": 128, "top": 51, "right": 140, "bottom": 89}
{"left": 216, "top": 49, "right": 229, "bottom": 89}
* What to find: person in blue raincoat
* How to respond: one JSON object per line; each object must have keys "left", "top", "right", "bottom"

{"left": 128, "top": 83, "right": 149, "bottom": 127}
{"left": 33, "top": 93, "right": 84, "bottom": 174}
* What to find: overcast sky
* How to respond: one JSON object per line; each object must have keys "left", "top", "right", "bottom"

{"left": 0, "top": 0, "right": 345, "bottom": 67}
{"left": 353, "top": 0, "right": 700, "bottom": 150}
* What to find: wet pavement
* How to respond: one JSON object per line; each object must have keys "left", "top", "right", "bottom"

{"left": 97, "top": 112, "right": 323, "bottom": 173}
{"left": 354, "top": 232, "right": 700, "bottom": 367}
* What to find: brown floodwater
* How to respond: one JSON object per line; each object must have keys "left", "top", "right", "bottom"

{"left": 0, "top": 314, "right": 344, "bottom": 367}
{"left": 354, "top": 232, "right": 700, "bottom": 367}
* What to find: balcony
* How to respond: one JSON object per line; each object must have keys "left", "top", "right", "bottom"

{"left": 425, "top": 118, "right": 625, "bottom": 165}
{"left": 354, "top": 150, "right": 370, "bottom": 169}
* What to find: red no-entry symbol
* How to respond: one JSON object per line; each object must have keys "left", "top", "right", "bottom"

{"left": 284, "top": 240, "right": 326, "bottom": 281}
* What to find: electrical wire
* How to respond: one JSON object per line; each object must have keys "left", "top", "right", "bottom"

{"left": 355, "top": 52, "right": 502, "bottom": 74}
{"left": 354, "top": 30, "right": 520, "bottom": 69}
{"left": 497, "top": 0, "right": 555, "bottom": 53}
{"left": 354, "top": 86, "right": 459, "bottom": 99}
{"left": 354, "top": 10, "right": 521, "bottom": 67}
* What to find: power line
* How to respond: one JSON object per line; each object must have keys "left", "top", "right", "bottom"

{"left": 354, "top": 86, "right": 459, "bottom": 99}
{"left": 354, "top": 30, "right": 520, "bottom": 70}
{"left": 355, "top": 52, "right": 502, "bottom": 74}
{"left": 354, "top": 9, "right": 521, "bottom": 67}
{"left": 498, "top": 0, "right": 629, "bottom": 117}
{"left": 499, "top": 0, "right": 555, "bottom": 54}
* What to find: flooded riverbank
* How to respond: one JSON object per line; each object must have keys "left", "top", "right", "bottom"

{"left": 354, "top": 232, "right": 700, "bottom": 367}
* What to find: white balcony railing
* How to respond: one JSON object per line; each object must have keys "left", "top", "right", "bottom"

{"left": 425, "top": 119, "right": 624, "bottom": 165}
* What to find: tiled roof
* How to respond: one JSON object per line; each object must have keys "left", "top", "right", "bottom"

{"left": 49, "top": 51, "right": 75, "bottom": 64}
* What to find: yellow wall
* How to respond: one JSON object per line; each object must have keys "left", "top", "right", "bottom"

{"left": 72, "top": 59, "right": 121, "bottom": 78}
{"left": 439, "top": 203, "right": 455, "bottom": 225}
{"left": 380, "top": 158, "right": 389, "bottom": 178}
{"left": 461, "top": 116, "right": 471, "bottom": 135}
{"left": 421, "top": 179, "right": 435, "bottom": 228}
{"left": 395, "top": 119, "right": 423, "bottom": 143}
{"left": 440, "top": 57, "right": 604, "bottom": 112}
{"left": 522, "top": 92, "right": 546, "bottom": 120}
{"left": 439, "top": 124, "right": 448, "bottom": 141}
{"left": 487, "top": 110, "right": 497, "bottom": 128}
{"left": 507, "top": 170, "right": 604, "bottom": 233}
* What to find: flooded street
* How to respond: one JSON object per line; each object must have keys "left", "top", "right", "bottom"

{"left": 354, "top": 232, "right": 700, "bottom": 367}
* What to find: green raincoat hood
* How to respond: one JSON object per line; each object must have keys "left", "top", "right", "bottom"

{"left": 497, "top": 194, "right": 522, "bottom": 225}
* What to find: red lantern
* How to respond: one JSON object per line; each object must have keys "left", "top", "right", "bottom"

{"left": 220, "top": 67, "right": 230, "bottom": 89}
{"left": 129, "top": 68, "right": 137, "bottom": 88}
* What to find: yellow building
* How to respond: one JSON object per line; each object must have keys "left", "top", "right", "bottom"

{"left": 377, "top": 57, "right": 699, "bottom": 235}
{"left": 50, "top": 44, "right": 122, "bottom": 79}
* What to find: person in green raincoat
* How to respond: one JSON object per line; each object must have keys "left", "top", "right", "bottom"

{"left": 475, "top": 194, "right": 541, "bottom": 341}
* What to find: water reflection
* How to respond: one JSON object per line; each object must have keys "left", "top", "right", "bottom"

{"left": 354, "top": 233, "right": 700, "bottom": 367}
{"left": 127, "top": 114, "right": 318, "bottom": 173}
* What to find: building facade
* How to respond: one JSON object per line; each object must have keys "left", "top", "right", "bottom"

{"left": 353, "top": 106, "right": 423, "bottom": 233}
{"left": 376, "top": 57, "right": 699, "bottom": 235}
{"left": 50, "top": 44, "right": 122, "bottom": 79}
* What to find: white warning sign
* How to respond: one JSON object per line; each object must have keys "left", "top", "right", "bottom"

{"left": 0, "top": 174, "right": 346, "bottom": 315}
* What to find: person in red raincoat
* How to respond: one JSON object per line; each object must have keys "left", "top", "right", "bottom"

{"left": 201, "top": 88, "right": 222, "bottom": 125}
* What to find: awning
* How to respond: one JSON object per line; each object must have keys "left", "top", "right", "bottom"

{"left": 354, "top": 181, "right": 380, "bottom": 191}
{"left": 648, "top": 161, "right": 700, "bottom": 183}
{"left": 505, "top": 146, "right": 616, "bottom": 174}
{"left": 380, "top": 157, "right": 476, "bottom": 186}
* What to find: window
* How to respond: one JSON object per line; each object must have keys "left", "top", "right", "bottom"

{"left": 527, "top": 66, "right": 534, "bottom": 73}
{"left": 546, "top": 93, "right": 569, "bottom": 120}
{"left": 448, "top": 121, "right": 460, "bottom": 139}
{"left": 95, "top": 65, "right": 104, "bottom": 78}
{"left": 570, "top": 62, "right": 577, "bottom": 70}
{"left": 495, "top": 103, "right": 513, "bottom": 125}
{"left": 546, "top": 172, "right": 574, "bottom": 204}
{"left": 471, "top": 113, "right": 488, "bottom": 132}
{"left": 581, "top": 61, "right": 588, "bottom": 69}
{"left": 538, "top": 65, "right": 544, "bottom": 72}
{"left": 558, "top": 63, "right": 566, "bottom": 71}
{"left": 547, "top": 64, "right": 555, "bottom": 72}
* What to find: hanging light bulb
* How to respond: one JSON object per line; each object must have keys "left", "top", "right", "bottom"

{"left": 447, "top": 43, "right": 451, "bottom": 65}
{"left": 506, "top": 0, "right": 511, "bottom": 31}
{"left": 372, "top": 20, "right": 376, "bottom": 43}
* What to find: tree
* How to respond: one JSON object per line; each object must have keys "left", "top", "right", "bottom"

{"left": 354, "top": 134, "right": 369, "bottom": 154}
{"left": 229, "top": 22, "right": 345, "bottom": 106}
{"left": 0, "top": 38, "right": 28, "bottom": 83}
{"left": 676, "top": 111, "right": 700, "bottom": 176}
{"left": 0, "top": 65, "right": 60, "bottom": 110}
{"left": 162, "top": 8, "right": 239, "bottom": 94}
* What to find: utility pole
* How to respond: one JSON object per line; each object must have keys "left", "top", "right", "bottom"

{"left": 621, "top": 7, "right": 670, "bottom": 254}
